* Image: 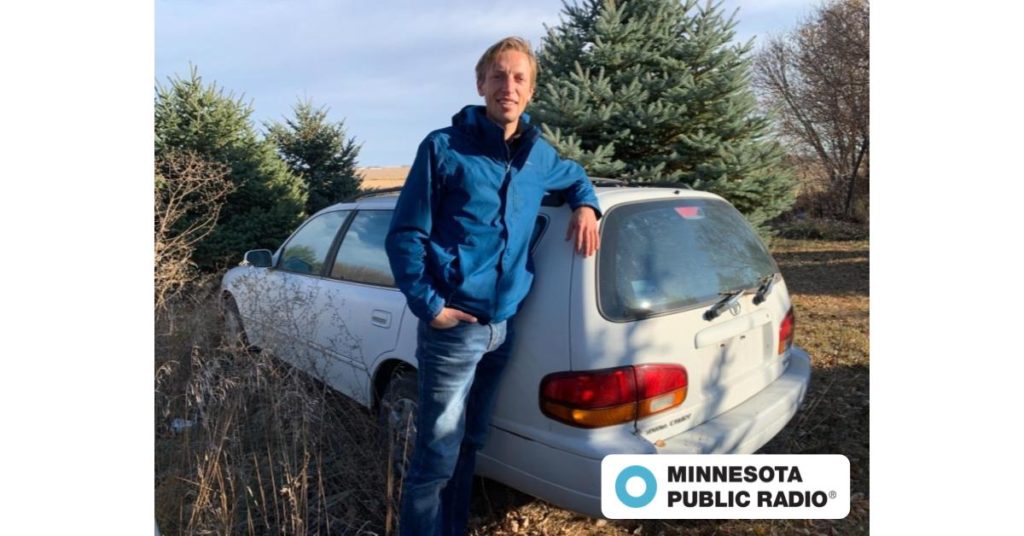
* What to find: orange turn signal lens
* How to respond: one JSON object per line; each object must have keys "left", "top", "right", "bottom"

{"left": 540, "top": 400, "right": 638, "bottom": 428}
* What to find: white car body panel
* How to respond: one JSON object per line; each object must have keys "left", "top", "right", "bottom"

{"left": 312, "top": 278, "right": 407, "bottom": 405}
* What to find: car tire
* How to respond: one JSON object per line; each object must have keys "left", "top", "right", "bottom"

{"left": 221, "top": 293, "right": 252, "bottom": 350}
{"left": 378, "top": 369, "right": 418, "bottom": 482}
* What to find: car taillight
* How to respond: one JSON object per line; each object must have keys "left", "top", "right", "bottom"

{"left": 778, "top": 307, "right": 796, "bottom": 355}
{"left": 540, "top": 364, "right": 688, "bottom": 428}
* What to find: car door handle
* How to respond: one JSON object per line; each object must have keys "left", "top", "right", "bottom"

{"left": 371, "top": 310, "right": 392, "bottom": 328}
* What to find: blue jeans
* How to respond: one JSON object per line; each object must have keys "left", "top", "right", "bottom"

{"left": 398, "top": 318, "right": 514, "bottom": 536}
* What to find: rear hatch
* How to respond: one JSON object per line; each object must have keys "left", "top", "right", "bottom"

{"left": 570, "top": 192, "right": 793, "bottom": 443}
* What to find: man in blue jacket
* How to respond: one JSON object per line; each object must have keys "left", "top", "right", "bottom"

{"left": 385, "top": 36, "right": 600, "bottom": 536}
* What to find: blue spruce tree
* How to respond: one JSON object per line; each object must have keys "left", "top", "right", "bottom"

{"left": 532, "top": 0, "right": 795, "bottom": 229}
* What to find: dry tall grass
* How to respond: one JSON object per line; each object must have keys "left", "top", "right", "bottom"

{"left": 155, "top": 284, "right": 402, "bottom": 535}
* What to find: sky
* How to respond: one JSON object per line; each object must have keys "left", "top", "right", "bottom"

{"left": 156, "top": 0, "right": 819, "bottom": 167}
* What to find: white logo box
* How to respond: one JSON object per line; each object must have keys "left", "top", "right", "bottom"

{"left": 601, "top": 454, "right": 850, "bottom": 519}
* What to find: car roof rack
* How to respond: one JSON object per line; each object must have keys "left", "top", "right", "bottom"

{"left": 591, "top": 177, "right": 627, "bottom": 187}
{"left": 591, "top": 177, "right": 694, "bottom": 190}
{"left": 542, "top": 177, "right": 694, "bottom": 206}
{"left": 630, "top": 181, "right": 693, "bottom": 190}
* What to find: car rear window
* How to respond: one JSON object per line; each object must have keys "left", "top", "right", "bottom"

{"left": 598, "top": 198, "right": 778, "bottom": 321}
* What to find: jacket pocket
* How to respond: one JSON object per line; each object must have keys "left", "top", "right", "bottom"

{"left": 449, "top": 232, "right": 472, "bottom": 289}
{"left": 430, "top": 244, "right": 462, "bottom": 298}
{"left": 444, "top": 251, "right": 462, "bottom": 289}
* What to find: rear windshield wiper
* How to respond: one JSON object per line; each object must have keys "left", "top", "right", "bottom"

{"left": 704, "top": 289, "right": 745, "bottom": 321}
{"left": 752, "top": 273, "right": 777, "bottom": 305}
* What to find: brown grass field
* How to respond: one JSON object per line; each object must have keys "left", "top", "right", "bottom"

{"left": 154, "top": 238, "right": 869, "bottom": 535}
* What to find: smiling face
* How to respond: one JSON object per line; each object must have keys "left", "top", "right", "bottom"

{"left": 477, "top": 50, "right": 535, "bottom": 138}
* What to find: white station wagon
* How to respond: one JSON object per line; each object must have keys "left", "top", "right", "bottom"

{"left": 220, "top": 183, "right": 811, "bottom": 518}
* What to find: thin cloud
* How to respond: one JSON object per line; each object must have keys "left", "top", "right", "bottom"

{"left": 724, "top": 0, "right": 818, "bottom": 16}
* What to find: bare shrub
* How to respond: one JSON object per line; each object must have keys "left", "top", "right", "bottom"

{"left": 754, "top": 0, "right": 869, "bottom": 221}
{"left": 155, "top": 151, "right": 235, "bottom": 314}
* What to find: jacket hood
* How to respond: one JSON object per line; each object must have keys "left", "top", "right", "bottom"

{"left": 451, "top": 105, "right": 539, "bottom": 147}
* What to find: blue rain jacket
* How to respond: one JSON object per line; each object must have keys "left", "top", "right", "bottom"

{"left": 385, "top": 105, "right": 601, "bottom": 324}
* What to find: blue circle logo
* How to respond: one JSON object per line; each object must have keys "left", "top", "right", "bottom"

{"left": 615, "top": 465, "right": 657, "bottom": 508}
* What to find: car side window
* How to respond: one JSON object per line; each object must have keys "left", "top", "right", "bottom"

{"left": 330, "top": 210, "right": 395, "bottom": 287}
{"left": 278, "top": 210, "right": 350, "bottom": 275}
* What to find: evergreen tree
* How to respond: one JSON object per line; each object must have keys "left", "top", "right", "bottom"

{"left": 155, "top": 67, "right": 307, "bottom": 271}
{"left": 266, "top": 100, "right": 363, "bottom": 215}
{"left": 532, "top": 0, "right": 795, "bottom": 229}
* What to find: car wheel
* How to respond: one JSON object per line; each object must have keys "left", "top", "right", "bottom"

{"left": 221, "top": 294, "right": 251, "bottom": 350}
{"left": 378, "top": 369, "right": 418, "bottom": 482}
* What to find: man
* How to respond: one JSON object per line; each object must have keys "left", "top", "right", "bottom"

{"left": 385, "top": 36, "right": 600, "bottom": 536}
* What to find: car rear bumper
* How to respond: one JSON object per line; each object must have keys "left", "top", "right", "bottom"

{"left": 476, "top": 346, "right": 811, "bottom": 518}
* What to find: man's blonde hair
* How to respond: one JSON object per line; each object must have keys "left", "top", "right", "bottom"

{"left": 475, "top": 36, "right": 538, "bottom": 88}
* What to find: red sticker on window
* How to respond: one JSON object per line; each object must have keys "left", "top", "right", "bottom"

{"left": 675, "top": 206, "right": 703, "bottom": 219}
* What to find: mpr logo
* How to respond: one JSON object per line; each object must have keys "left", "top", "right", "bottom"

{"left": 615, "top": 465, "right": 657, "bottom": 508}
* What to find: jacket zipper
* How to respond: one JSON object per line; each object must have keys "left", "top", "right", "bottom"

{"left": 505, "top": 142, "right": 513, "bottom": 174}
{"left": 492, "top": 141, "right": 516, "bottom": 320}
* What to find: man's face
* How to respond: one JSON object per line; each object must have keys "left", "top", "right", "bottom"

{"left": 477, "top": 50, "right": 535, "bottom": 130}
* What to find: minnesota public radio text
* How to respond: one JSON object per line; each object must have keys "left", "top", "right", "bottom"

{"left": 665, "top": 465, "right": 829, "bottom": 508}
